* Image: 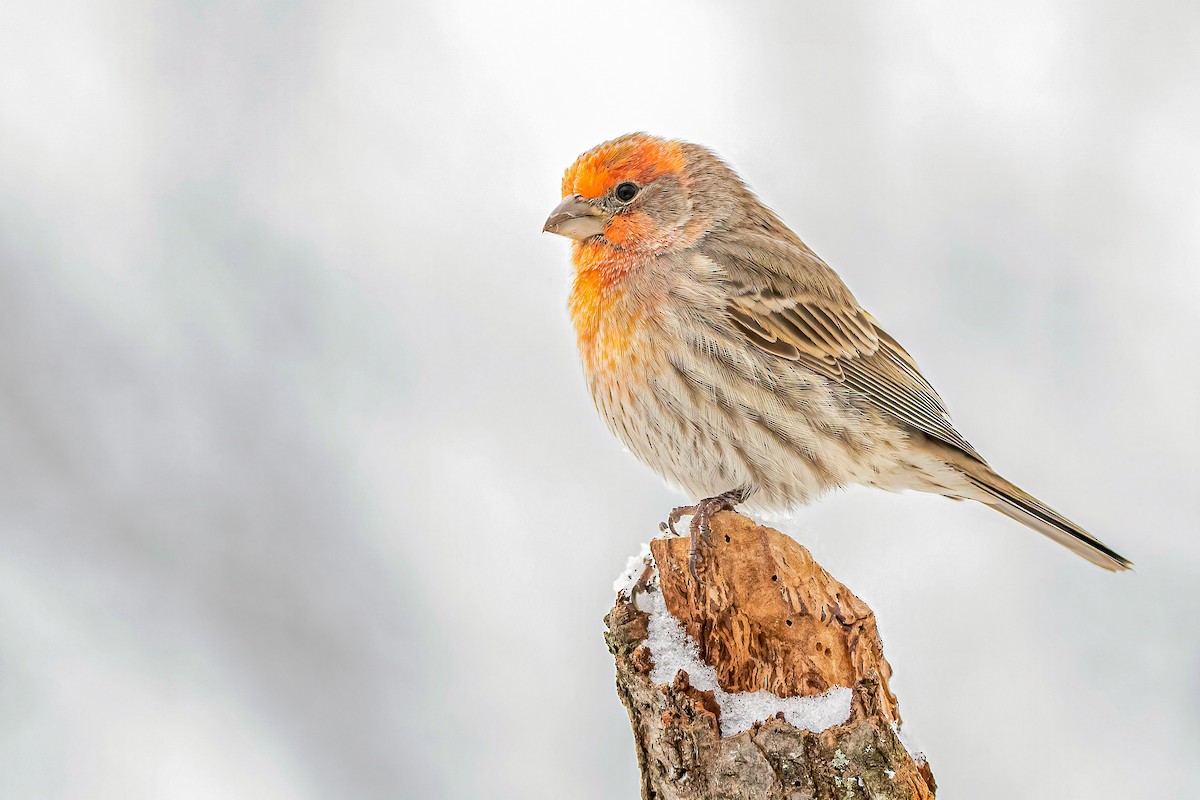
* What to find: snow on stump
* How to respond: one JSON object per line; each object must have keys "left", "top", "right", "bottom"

{"left": 605, "top": 510, "right": 936, "bottom": 800}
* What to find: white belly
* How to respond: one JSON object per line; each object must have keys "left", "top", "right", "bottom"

{"left": 587, "top": 336, "right": 921, "bottom": 513}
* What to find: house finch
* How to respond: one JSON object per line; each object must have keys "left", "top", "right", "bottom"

{"left": 543, "top": 133, "right": 1130, "bottom": 575}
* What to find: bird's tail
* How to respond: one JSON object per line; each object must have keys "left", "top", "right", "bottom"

{"left": 951, "top": 457, "right": 1132, "bottom": 571}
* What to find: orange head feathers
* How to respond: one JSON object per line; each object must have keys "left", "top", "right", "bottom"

{"left": 544, "top": 133, "right": 712, "bottom": 255}
{"left": 544, "top": 133, "right": 756, "bottom": 375}
{"left": 560, "top": 133, "right": 686, "bottom": 201}
{"left": 542, "top": 133, "right": 707, "bottom": 375}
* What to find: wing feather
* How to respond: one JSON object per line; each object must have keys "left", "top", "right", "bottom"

{"left": 706, "top": 232, "right": 983, "bottom": 461}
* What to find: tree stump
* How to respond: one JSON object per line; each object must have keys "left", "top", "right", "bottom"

{"left": 605, "top": 510, "right": 936, "bottom": 799}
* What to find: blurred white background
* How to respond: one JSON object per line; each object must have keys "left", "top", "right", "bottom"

{"left": 1, "top": 1, "right": 1197, "bottom": 797}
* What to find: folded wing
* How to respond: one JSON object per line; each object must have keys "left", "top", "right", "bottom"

{"left": 705, "top": 231, "right": 984, "bottom": 462}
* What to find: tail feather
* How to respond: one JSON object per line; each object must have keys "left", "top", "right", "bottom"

{"left": 961, "top": 466, "right": 1132, "bottom": 572}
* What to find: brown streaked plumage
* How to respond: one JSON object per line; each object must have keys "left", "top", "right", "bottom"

{"left": 543, "top": 133, "right": 1131, "bottom": 572}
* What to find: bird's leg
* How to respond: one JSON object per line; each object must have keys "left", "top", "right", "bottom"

{"left": 627, "top": 561, "right": 657, "bottom": 607}
{"left": 682, "top": 487, "right": 751, "bottom": 581}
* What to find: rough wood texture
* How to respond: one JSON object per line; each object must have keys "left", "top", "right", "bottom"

{"left": 605, "top": 511, "right": 936, "bottom": 799}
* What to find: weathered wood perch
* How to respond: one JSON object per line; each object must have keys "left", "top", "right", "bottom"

{"left": 605, "top": 511, "right": 936, "bottom": 799}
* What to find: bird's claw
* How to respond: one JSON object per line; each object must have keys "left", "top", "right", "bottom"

{"left": 674, "top": 488, "right": 750, "bottom": 583}
{"left": 628, "top": 561, "right": 657, "bottom": 606}
{"left": 665, "top": 504, "right": 696, "bottom": 538}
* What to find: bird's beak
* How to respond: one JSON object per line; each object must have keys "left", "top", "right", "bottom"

{"left": 543, "top": 194, "right": 608, "bottom": 240}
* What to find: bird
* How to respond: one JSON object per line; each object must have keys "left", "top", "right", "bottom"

{"left": 542, "top": 132, "right": 1130, "bottom": 577}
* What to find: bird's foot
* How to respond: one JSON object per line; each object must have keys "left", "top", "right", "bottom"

{"left": 627, "top": 560, "right": 657, "bottom": 607}
{"left": 661, "top": 504, "right": 696, "bottom": 538}
{"left": 661, "top": 488, "right": 750, "bottom": 581}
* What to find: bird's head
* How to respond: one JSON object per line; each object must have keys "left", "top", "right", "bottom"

{"left": 544, "top": 132, "right": 738, "bottom": 254}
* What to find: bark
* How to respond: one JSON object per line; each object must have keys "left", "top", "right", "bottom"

{"left": 605, "top": 511, "right": 936, "bottom": 799}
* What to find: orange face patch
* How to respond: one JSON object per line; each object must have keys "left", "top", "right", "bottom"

{"left": 568, "top": 240, "right": 646, "bottom": 374}
{"left": 559, "top": 135, "right": 682, "bottom": 377}
{"left": 602, "top": 212, "right": 655, "bottom": 247}
{"left": 569, "top": 239, "right": 635, "bottom": 307}
{"left": 562, "top": 133, "right": 686, "bottom": 200}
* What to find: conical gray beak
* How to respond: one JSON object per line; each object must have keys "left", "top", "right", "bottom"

{"left": 543, "top": 194, "right": 608, "bottom": 240}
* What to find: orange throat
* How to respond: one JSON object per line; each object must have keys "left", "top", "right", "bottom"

{"left": 568, "top": 241, "right": 651, "bottom": 378}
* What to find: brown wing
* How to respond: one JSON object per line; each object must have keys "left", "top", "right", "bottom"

{"left": 707, "top": 232, "right": 984, "bottom": 462}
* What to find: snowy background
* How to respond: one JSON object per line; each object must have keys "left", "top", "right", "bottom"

{"left": 2, "top": 1, "right": 1198, "bottom": 797}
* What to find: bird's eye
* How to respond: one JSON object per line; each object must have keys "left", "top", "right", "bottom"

{"left": 614, "top": 182, "right": 639, "bottom": 202}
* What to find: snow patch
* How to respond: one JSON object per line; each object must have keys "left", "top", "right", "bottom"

{"left": 642, "top": 570, "right": 851, "bottom": 737}
{"left": 613, "top": 543, "right": 652, "bottom": 595}
{"left": 891, "top": 720, "right": 926, "bottom": 764}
